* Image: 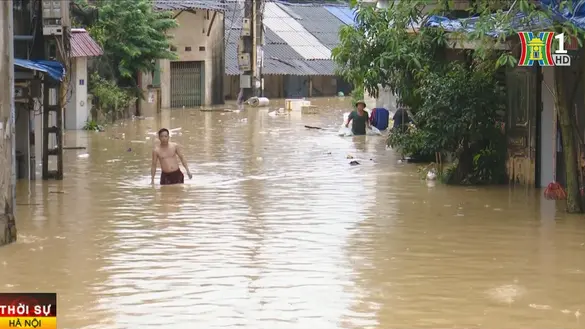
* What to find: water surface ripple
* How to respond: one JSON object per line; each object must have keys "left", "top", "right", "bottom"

{"left": 1, "top": 99, "right": 585, "bottom": 329}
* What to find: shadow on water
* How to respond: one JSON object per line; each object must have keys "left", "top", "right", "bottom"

{"left": 1, "top": 97, "right": 584, "bottom": 328}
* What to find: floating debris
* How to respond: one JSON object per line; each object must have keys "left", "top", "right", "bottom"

{"left": 350, "top": 160, "right": 360, "bottom": 166}
{"left": 426, "top": 169, "right": 437, "bottom": 181}
{"left": 486, "top": 283, "right": 525, "bottom": 304}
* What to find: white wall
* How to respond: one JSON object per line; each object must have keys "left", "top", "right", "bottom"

{"left": 66, "top": 57, "right": 89, "bottom": 130}
{"left": 364, "top": 85, "right": 397, "bottom": 115}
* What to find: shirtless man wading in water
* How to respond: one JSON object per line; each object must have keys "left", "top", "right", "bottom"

{"left": 151, "top": 128, "right": 193, "bottom": 185}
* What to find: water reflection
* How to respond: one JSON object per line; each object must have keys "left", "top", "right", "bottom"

{"left": 0, "top": 97, "right": 584, "bottom": 329}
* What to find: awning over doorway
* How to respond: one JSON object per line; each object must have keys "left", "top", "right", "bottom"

{"left": 14, "top": 59, "right": 65, "bottom": 82}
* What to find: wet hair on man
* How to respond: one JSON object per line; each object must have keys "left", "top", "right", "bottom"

{"left": 158, "top": 128, "right": 169, "bottom": 137}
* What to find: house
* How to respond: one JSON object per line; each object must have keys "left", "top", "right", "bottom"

{"left": 65, "top": 28, "right": 103, "bottom": 130}
{"left": 140, "top": 0, "right": 226, "bottom": 113}
{"left": 224, "top": 1, "right": 354, "bottom": 100}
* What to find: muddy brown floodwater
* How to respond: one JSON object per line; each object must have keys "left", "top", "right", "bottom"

{"left": 1, "top": 97, "right": 585, "bottom": 329}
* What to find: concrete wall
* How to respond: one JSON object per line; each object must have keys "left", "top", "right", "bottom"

{"left": 209, "top": 11, "right": 224, "bottom": 105}
{"left": 364, "top": 85, "right": 397, "bottom": 114}
{"left": 14, "top": 104, "right": 29, "bottom": 180}
{"left": 138, "top": 71, "right": 160, "bottom": 117}
{"left": 65, "top": 57, "right": 89, "bottom": 130}
{"left": 540, "top": 62, "right": 585, "bottom": 187}
{"left": 159, "top": 9, "right": 225, "bottom": 108}
{"left": 540, "top": 67, "right": 555, "bottom": 187}
{"left": 0, "top": 0, "right": 17, "bottom": 246}
{"left": 223, "top": 75, "right": 240, "bottom": 100}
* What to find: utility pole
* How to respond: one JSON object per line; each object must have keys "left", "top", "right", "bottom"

{"left": 240, "top": 0, "right": 254, "bottom": 101}
{"left": 41, "top": 0, "right": 69, "bottom": 180}
{"left": 0, "top": 0, "right": 17, "bottom": 246}
{"left": 238, "top": 0, "right": 263, "bottom": 102}
{"left": 253, "top": 0, "right": 263, "bottom": 97}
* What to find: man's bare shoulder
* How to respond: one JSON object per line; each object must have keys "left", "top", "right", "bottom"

{"left": 169, "top": 142, "right": 180, "bottom": 150}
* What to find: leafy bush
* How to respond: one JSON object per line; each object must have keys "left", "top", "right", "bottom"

{"left": 350, "top": 84, "right": 364, "bottom": 108}
{"left": 82, "top": 119, "right": 104, "bottom": 132}
{"left": 388, "top": 62, "right": 507, "bottom": 184}
{"left": 416, "top": 62, "right": 505, "bottom": 153}
{"left": 332, "top": 1, "right": 446, "bottom": 111}
{"left": 89, "top": 72, "right": 135, "bottom": 121}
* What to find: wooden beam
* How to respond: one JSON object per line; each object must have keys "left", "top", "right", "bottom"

{"left": 173, "top": 10, "right": 184, "bottom": 20}
{"left": 207, "top": 11, "right": 218, "bottom": 37}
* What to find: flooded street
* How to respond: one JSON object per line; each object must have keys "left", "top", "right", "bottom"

{"left": 1, "top": 98, "right": 585, "bottom": 328}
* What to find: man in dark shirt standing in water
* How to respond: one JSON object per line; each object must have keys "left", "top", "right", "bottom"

{"left": 151, "top": 128, "right": 192, "bottom": 185}
{"left": 392, "top": 107, "right": 411, "bottom": 132}
{"left": 345, "top": 100, "right": 371, "bottom": 135}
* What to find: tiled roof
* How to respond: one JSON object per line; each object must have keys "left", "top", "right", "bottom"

{"left": 224, "top": 0, "right": 351, "bottom": 76}
{"left": 153, "top": 0, "right": 226, "bottom": 12}
{"left": 70, "top": 28, "right": 103, "bottom": 58}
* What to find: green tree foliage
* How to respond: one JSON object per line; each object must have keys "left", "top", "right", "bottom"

{"left": 72, "top": 0, "right": 178, "bottom": 119}
{"left": 72, "top": 0, "right": 178, "bottom": 88}
{"left": 334, "top": 0, "right": 585, "bottom": 211}
{"left": 332, "top": 1, "right": 446, "bottom": 110}
{"left": 333, "top": 0, "right": 507, "bottom": 184}
{"left": 461, "top": 0, "right": 585, "bottom": 212}
{"left": 394, "top": 63, "right": 507, "bottom": 184}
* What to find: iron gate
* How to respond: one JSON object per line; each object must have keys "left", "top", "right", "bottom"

{"left": 170, "top": 61, "right": 205, "bottom": 108}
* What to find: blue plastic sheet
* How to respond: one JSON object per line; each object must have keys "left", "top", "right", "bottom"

{"left": 540, "top": 0, "right": 585, "bottom": 29}
{"left": 424, "top": 0, "right": 585, "bottom": 37}
{"left": 324, "top": 6, "right": 357, "bottom": 26}
{"left": 14, "top": 58, "right": 65, "bottom": 81}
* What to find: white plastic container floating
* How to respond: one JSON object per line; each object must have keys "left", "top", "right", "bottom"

{"left": 248, "top": 96, "right": 270, "bottom": 107}
{"left": 285, "top": 98, "right": 311, "bottom": 112}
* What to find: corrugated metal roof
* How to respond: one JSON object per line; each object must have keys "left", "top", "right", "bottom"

{"left": 70, "top": 28, "right": 103, "bottom": 58}
{"left": 153, "top": 0, "right": 226, "bottom": 12}
{"left": 263, "top": 58, "right": 336, "bottom": 76}
{"left": 224, "top": 0, "right": 244, "bottom": 28}
{"left": 263, "top": 2, "right": 331, "bottom": 60}
{"left": 224, "top": 1, "right": 351, "bottom": 76}
{"left": 286, "top": 5, "right": 346, "bottom": 48}
{"left": 323, "top": 6, "right": 357, "bottom": 26}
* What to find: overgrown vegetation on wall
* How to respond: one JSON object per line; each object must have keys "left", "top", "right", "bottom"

{"left": 332, "top": 0, "right": 585, "bottom": 212}
{"left": 72, "top": 0, "right": 178, "bottom": 121}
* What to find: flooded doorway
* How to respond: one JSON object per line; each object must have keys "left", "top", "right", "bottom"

{"left": 170, "top": 61, "right": 204, "bottom": 108}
